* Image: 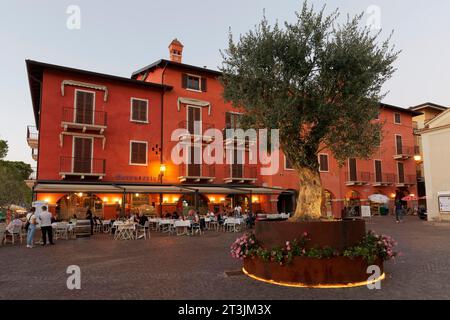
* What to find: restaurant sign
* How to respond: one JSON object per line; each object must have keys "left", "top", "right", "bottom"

{"left": 114, "top": 175, "right": 159, "bottom": 182}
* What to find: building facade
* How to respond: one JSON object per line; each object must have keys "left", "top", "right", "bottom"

{"left": 419, "top": 108, "right": 450, "bottom": 221}
{"left": 26, "top": 39, "right": 419, "bottom": 220}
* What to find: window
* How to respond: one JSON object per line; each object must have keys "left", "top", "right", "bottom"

{"left": 394, "top": 113, "right": 401, "bottom": 124}
{"left": 130, "top": 141, "right": 147, "bottom": 165}
{"left": 130, "top": 98, "right": 148, "bottom": 123}
{"left": 318, "top": 154, "right": 329, "bottom": 172}
{"left": 182, "top": 73, "right": 207, "bottom": 92}
{"left": 284, "top": 155, "right": 294, "bottom": 170}
{"left": 75, "top": 90, "right": 95, "bottom": 125}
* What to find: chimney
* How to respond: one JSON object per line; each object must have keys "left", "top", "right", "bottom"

{"left": 169, "top": 38, "right": 184, "bottom": 63}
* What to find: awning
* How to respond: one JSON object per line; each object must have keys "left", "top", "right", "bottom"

{"left": 34, "top": 182, "right": 292, "bottom": 195}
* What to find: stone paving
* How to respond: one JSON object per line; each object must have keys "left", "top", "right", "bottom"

{"left": 0, "top": 216, "right": 449, "bottom": 300}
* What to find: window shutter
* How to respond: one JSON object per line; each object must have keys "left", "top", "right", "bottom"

{"left": 132, "top": 100, "right": 138, "bottom": 121}
{"left": 181, "top": 73, "right": 187, "bottom": 88}
{"left": 139, "top": 143, "right": 146, "bottom": 164}
{"left": 139, "top": 101, "right": 147, "bottom": 122}
{"left": 201, "top": 77, "right": 207, "bottom": 92}
{"left": 131, "top": 143, "right": 138, "bottom": 163}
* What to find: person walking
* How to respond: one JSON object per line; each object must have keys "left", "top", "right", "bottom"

{"left": 26, "top": 207, "right": 37, "bottom": 248}
{"left": 39, "top": 206, "right": 54, "bottom": 245}
{"left": 395, "top": 198, "right": 404, "bottom": 223}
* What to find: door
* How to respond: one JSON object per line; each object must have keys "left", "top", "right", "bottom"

{"left": 75, "top": 91, "right": 94, "bottom": 125}
{"left": 375, "top": 160, "right": 382, "bottom": 182}
{"left": 395, "top": 135, "right": 403, "bottom": 154}
{"left": 187, "top": 106, "right": 201, "bottom": 135}
{"left": 349, "top": 158, "right": 357, "bottom": 181}
{"left": 73, "top": 137, "right": 92, "bottom": 173}
{"left": 187, "top": 106, "right": 201, "bottom": 176}
{"left": 397, "top": 162, "right": 405, "bottom": 183}
{"left": 232, "top": 140, "right": 243, "bottom": 178}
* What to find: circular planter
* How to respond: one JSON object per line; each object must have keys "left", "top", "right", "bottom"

{"left": 243, "top": 256, "right": 384, "bottom": 288}
{"left": 242, "top": 220, "right": 385, "bottom": 288}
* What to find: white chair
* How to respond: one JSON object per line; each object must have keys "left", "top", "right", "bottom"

{"left": 135, "top": 221, "right": 150, "bottom": 240}
{"left": 102, "top": 220, "right": 111, "bottom": 234}
{"left": 4, "top": 224, "right": 24, "bottom": 245}
{"left": 54, "top": 223, "right": 69, "bottom": 240}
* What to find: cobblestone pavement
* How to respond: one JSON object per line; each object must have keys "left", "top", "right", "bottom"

{"left": 0, "top": 216, "right": 449, "bottom": 300}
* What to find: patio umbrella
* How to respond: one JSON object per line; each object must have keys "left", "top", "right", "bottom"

{"left": 401, "top": 195, "right": 418, "bottom": 201}
{"left": 368, "top": 194, "right": 389, "bottom": 203}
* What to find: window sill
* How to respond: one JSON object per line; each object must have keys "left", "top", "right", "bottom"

{"left": 130, "top": 120, "right": 149, "bottom": 124}
{"left": 186, "top": 88, "right": 202, "bottom": 93}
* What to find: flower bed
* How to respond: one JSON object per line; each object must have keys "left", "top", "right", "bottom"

{"left": 231, "top": 229, "right": 398, "bottom": 287}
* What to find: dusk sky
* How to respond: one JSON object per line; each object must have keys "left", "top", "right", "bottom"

{"left": 1, "top": 0, "right": 450, "bottom": 164}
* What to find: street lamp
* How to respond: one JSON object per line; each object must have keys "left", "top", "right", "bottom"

{"left": 159, "top": 163, "right": 166, "bottom": 183}
{"left": 414, "top": 154, "right": 422, "bottom": 162}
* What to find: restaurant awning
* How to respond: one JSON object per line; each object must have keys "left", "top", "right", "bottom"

{"left": 34, "top": 182, "right": 293, "bottom": 195}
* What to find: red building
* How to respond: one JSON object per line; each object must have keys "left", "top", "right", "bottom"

{"left": 25, "top": 39, "right": 420, "bottom": 220}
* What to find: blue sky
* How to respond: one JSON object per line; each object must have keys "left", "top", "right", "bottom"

{"left": 1, "top": 0, "right": 450, "bottom": 164}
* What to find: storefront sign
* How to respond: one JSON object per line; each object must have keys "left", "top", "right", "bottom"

{"left": 114, "top": 175, "right": 158, "bottom": 182}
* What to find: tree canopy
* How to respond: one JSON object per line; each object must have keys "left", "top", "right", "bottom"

{"left": 220, "top": 2, "right": 398, "bottom": 171}
{"left": 220, "top": 2, "right": 399, "bottom": 219}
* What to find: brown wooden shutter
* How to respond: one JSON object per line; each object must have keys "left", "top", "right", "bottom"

{"left": 398, "top": 162, "right": 405, "bottom": 183}
{"left": 131, "top": 142, "right": 138, "bottom": 163}
{"left": 396, "top": 135, "right": 403, "bottom": 154}
{"left": 132, "top": 100, "right": 138, "bottom": 121}
{"left": 349, "top": 158, "right": 357, "bottom": 181}
{"left": 73, "top": 137, "right": 92, "bottom": 173}
{"left": 139, "top": 143, "right": 147, "bottom": 164}
{"left": 319, "top": 154, "right": 328, "bottom": 171}
{"left": 375, "top": 160, "right": 382, "bottom": 182}
{"left": 201, "top": 77, "right": 207, "bottom": 92}
{"left": 139, "top": 101, "right": 147, "bottom": 122}
{"left": 181, "top": 73, "right": 188, "bottom": 88}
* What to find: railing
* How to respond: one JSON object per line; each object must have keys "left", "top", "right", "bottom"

{"left": 60, "top": 156, "right": 106, "bottom": 175}
{"left": 31, "top": 148, "right": 38, "bottom": 160}
{"left": 225, "top": 164, "right": 258, "bottom": 180}
{"left": 28, "top": 167, "right": 37, "bottom": 180}
{"left": 27, "top": 126, "right": 38, "bottom": 140}
{"left": 346, "top": 171, "right": 371, "bottom": 183}
{"left": 371, "top": 173, "right": 396, "bottom": 184}
{"left": 394, "top": 146, "right": 414, "bottom": 156}
{"left": 177, "top": 120, "right": 215, "bottom": 135}
{"left": 179, "top": 163, "right": 215, "bottom": 178}
{"left": 62, "top": 107, "right": 107, "bottom": 127}
{"left": 398, "top": 174, "right": 416, "bottom": 185}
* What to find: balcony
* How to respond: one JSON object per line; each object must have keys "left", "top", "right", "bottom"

{"left": 222, "top": 127, "right": 257, "bottom": 148}
{"left": 178, "top": 163, "right": 215, "bottom": 182}
{"left": 60, "top": 156, "right": 106, "bottom": 179}
{"left": 396, "top": 174, "right": 416, "bottom": 187}
{"left": 25, "top": 168, "right": 37, "bottom": 189}
{"left": 26, "top": 126, "right": 38, "bottom": 148}
{"left": 345, "top": 171, "right": 371, "bottom": 186}
{"left": 224, "top": 165, "right": 257, "bottom": 184}
{"left": 31, "top": 148, "right": 38, "bottom": 161}
{"left": 61, "top": 108, "right": 107, "bottom": 134}
{"left": 177, "top": 121, "right": 215, "bottom": 143}
{"left": 393, "top": 146, "right": 414, "bottom": 160}
{"left": 371, "top": 173, "right": 396, "bottom": 187}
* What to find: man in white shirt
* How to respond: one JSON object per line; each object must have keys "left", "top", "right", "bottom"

{"left": 39, "top": 206, "right": 54, "bottom": 245}
{"left": 234, "top": 204, "right": 242, "bottom": 218}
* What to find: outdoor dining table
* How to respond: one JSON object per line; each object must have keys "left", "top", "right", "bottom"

{"left": 223, "top": 218, "right": 244, "bottom": 232}
{"left": 173, "top": 220, "right": 191, "bottom": 236}
{"left": 157, "top": 219, "right": 174, "bottom": 233}
{"left": 51, "top": 222, "right": 75, "bottom": 239}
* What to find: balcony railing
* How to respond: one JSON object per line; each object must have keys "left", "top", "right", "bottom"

{"left": 178, "top": 163, "right": 215, "bottom": 182}
{"left": 371, "top": 173, "right": 396, "bottom": 186}
{"left": 177, "top": 121, "right": 215, "bottom": 143}
{"left": 26, "top": 126, "right": 38, "bottom": 148}
{"left": 62, "top": 108, "right": 107, "bottom": 132}
{"left": 345, "top": 171, "right": 371, "bottom": 185}
{"left": 224, "top": 164, "right": 257, "bottom": 183}
{"left": 397, "top": 174, "right": 416, "bottom": 186}
{"left": 60, "top": 156, "right": 106, "bottom": 179}
{"left": 393, "top": 146, "right": 414, "bottom": 160}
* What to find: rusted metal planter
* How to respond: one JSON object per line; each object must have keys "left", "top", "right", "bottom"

{"left": 243, "top": 220, "right": 384, "bottom": 288}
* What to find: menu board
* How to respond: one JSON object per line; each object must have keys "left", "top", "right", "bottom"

{"left": 361, "top": 205, "right": 371, "bottom": 217}
{"left": 438, "top": 196, "right": 450, "bottom": 212}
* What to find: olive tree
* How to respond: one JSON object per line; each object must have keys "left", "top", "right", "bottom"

{"left": 220, "top": 2, "right": 398, "bottom": 220}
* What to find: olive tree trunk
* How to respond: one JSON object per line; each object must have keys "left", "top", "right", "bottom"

{"left": 290, "top": 166, "right": 324, "bottom": 221}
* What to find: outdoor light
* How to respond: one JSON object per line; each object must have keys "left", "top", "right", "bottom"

{"left": 78, "top": 192, "right": 83, "bottom": 197}
{"left": 414, "top": 155, "right": 422, "bottom": 162}
{"left": 410, "top": 193, "right": 415, "bottom": 197}
{"left": 103, "top": 197, "right": 108, "bottom": 202}
{"left": 44, "top": 198, "right": 51, "bottom": 203}
{"left": 173, "top": 197, "right": 179, "bottom": 202}
{"left": 163, "top": 197, "right": 169, "bottom": 203}
{"left": 160, "top": 163, "right": 166, "bottom": 173}
{"left": 66, "top": 196, "right": 70, "bottom": 200}
{"left": 135, "top": 193, "right": 140, "bottom": 197}
{"left": 252, "top": 196, "right": 259, "bottom": 203}
{"left": 390, "top": 193, "right": 396, "bottom": 198}
{"left": 210, "top": 196, "right": 216, "bottom": 203}
{"left": 220, "top": 197, "right": 225, "bottom": 202}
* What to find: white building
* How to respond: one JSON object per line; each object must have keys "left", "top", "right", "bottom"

{"left": 420, "top": 108, "right": 450, "bottom": 221}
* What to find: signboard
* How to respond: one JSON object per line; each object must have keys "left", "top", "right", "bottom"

{"left": 361, "top": 205, "right": 371, "bottom": 218}
{"left": 438, "top": 195, "right": 450, "bottom": 212}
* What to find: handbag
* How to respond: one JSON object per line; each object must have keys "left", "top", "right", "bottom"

{"left": 25, "top": 214, "right": 34, "bottom": 231}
